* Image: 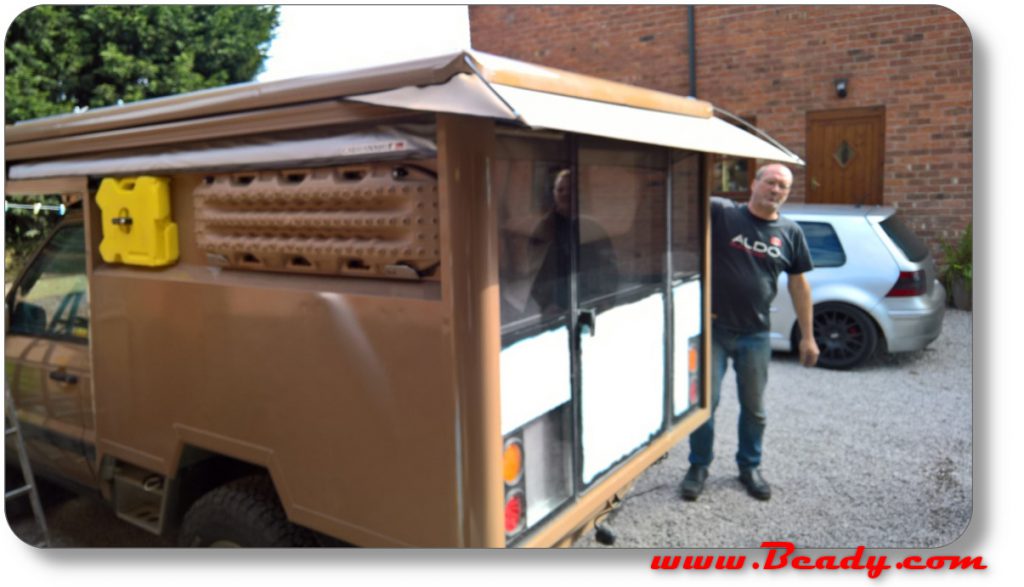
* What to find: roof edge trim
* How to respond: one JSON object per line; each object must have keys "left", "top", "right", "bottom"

{"left": 466, "top": 50, "right": 714, "bottom": 119}
{"left": 5, "top": 52, "right": 473, "bottom": 146}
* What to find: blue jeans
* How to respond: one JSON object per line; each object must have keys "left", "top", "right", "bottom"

{"left": 688, "top": 325, "right": 771, "bottom": 469}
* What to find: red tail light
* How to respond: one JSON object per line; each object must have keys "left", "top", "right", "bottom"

{"left": 887, "top": 270, "right": 927, "bottom": 297}
{"left": 504, "top": 490, "right": 525, "bottom": 535}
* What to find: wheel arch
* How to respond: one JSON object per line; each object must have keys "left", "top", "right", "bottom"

{"left": 165, "top": 445, "right": 268, "bottom": 534}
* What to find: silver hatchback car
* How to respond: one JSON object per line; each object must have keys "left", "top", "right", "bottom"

{"left": 771, "top": 204, "right": 946, "bottom": 369}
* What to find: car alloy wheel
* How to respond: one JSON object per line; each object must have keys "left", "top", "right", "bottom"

{"left": 808, "top": 303, "right": 879, "bottom": 370}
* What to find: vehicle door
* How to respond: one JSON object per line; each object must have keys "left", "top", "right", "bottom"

{"left": 6, "top": 220, "right": 97, "bottom": 487}
{"left": 494, "top": 132, "right": 704, "bottom": 540}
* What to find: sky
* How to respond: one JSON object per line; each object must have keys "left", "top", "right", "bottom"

{"left": 257, "top": 5, "right": 471, "bottom": 81}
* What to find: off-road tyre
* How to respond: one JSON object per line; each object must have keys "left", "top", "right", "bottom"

{"left": 178, "top": 474, "right": 318, "bottom": 547}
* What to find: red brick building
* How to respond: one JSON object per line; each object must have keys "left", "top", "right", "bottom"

{"left": 470, "top": 5, "right": 972, "bottom": 261}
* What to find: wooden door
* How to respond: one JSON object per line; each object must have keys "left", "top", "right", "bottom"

{"left": 806, "top": 106, "right": 885, "bottom": 205}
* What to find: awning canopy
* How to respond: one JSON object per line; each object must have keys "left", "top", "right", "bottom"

{"left": 348, "top": 78, "right": 802, "bottom": 165}
{"left": 6, "top": 50, "right": 802, "bottom": 180}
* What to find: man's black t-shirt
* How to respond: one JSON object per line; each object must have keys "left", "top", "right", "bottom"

{"left": 711, "top": 197, "right": 813, "bottom": 333}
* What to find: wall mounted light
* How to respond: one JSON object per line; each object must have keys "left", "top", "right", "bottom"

{"left": 835, "top": 78, "right": 849, "bottom": 99}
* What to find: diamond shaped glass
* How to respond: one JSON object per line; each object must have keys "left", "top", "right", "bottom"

{"left": 833, "top": 140, "right": 855, "bottom": 167}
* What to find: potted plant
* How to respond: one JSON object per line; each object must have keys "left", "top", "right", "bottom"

{"left": 940, "top": 221, "right": 972, "bottom": 311}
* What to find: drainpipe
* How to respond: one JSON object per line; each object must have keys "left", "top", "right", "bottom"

{"left": 688, "top": 6, "right": 697, "bottom": 97}
{"left": 688, "top": 6, "right": 707, "bottom": 213}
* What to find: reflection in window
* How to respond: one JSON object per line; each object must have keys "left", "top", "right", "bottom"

{"left": 10, "top": 224, "right": 89, "bottom": 340}
{"left": 708, "top": 116, "right": 756, "bottom": 201}
{"left": 710, "top": 155, "right": 753, "bottom": 198}
{"left": 672, "top": 152, "right": 702, "bottom": 279}
{"left": 495, "top": 134, "right": 570, "bottom": 332}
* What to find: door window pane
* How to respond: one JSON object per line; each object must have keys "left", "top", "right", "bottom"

{"left": 577, "top": 138, "right": 668, "bottom": 309}
{"left": 10, "top": 224, "right": 89, "bottom": 341}
{"left": 577, "top": 138, "right": 668, "bottom": 485}
{"left": 495, "top": 134, "right": 570, "bottom": 334}
{"left": 672, "top": 152, "right": 702, "bottom": 279}
{"left": 495, "top": 132, "right": 575, "bottom": 535}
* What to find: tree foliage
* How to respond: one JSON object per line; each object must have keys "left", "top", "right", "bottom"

{"left": 4, "top": 5, "right": 279, "bottom": 124}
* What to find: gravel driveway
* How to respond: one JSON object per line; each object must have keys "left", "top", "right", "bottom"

{"left": 574, "top": 309, "right": 973, "bottom": 549}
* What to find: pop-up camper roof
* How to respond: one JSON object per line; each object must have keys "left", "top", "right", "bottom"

{"left": 5, "top": 50, "right": 802, "bottom": 179}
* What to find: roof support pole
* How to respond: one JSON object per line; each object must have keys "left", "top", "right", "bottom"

{"left": 436, "top": 113, "right": 504, "bottom": 547}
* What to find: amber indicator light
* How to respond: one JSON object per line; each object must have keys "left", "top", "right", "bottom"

{"left": 503, "top": 438, "right": 524, "bottom": 485}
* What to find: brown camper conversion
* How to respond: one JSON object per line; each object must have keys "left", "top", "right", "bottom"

{"left": 4, "top": 51, "right": 803, "bottom": 547}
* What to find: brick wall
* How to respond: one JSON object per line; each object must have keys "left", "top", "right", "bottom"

{"left": 469, "top": 5, "right": 692, "bottom": 95}
{"left": 470, "top": 5, "right": 973, "bottom": 261}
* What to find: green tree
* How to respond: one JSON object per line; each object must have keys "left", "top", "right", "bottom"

{"left": 4, "top": 5, "right": 279, "bottom": 124}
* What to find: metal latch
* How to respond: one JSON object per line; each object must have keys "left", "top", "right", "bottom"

{"left": 112, "top": 208, "right": 133, "bottom": 232}
{"left": 578, "top": 308, "right": 597, "bottom": 337}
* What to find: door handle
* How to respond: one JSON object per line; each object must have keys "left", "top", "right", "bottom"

{"left": 578, "top": 308, "right": 597, "bottom": 337}
{"left": 811, "top": 177, "right": 821, "bottom": 190}
{"left": 49, "top": 370, "right": 79, "bottom": 385}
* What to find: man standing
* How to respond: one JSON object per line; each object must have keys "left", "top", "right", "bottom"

{"left": 681, "top": 163, "right": 819, "bottom": 501}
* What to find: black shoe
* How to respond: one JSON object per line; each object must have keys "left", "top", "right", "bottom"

{"left": 739, "top": 467, "right": 772, "bottom": 501}
{"left": 680, "top": 465, "right": 709, "bottom": 501}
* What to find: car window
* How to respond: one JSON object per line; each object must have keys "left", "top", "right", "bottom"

{"left": 9, "top": 223, "right": 89, "bottom": 341}
{"left": 879, "top": 215, "right": 930, "bottom": 262}
{"left": 797, "top": 221, "right": 846, "bottom": 268}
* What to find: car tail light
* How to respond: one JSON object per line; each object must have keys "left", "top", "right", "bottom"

{"left": 505, "top": 490, "right": 526, "bottom": 535}
{"left": 501, "top": 407, "right": 573, "bottom": 542}
{"left": 887, "top": 270, "right": 927, "bottom": 297}
{"left": 503, "top": 433, "right": 527, "bottom": 539}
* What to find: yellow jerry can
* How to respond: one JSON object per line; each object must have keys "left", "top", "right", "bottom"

{"left": 96, "top": 176, "right": 179, "bottom": 267}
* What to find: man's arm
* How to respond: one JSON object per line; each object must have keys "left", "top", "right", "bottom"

{"left": 788, "top": 272, "right": 820, "bottom": 367}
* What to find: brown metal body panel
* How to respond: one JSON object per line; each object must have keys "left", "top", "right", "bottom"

{"left": 5, "top": 178, "right": 88, "bottom": 197}
{"left": 435, "top": 114, "right": 504, "bottom": 547}
{"left": 5, "top": 335, "right": 96, "bottom": 488}
{"left": 89, "top": 173, "right": 462, "bottom": 547}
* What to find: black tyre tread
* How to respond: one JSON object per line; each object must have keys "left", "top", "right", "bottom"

{"left": 178, "top": 474, "right": 317, "bottom": 547}
{"left": 810, "top": 302, "right": 879, "bottom": 370}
